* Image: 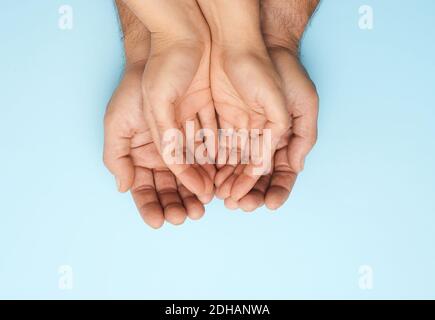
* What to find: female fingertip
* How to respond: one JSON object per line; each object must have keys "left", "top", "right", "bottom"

{"left": 300, "top": 158, "right": 306, "bottom": 172}
{"left": 198, "top": 193, "right": 214, "bottom": 204}
{"left": 116, "top": 177, "right": 122, "bottom": 192}
{"left": 224, "top": 198, "right": 239, "bottom": 210}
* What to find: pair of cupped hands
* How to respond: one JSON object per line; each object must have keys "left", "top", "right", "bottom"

{"left": 103, "top": 0, "right": 319, "bottom": 229}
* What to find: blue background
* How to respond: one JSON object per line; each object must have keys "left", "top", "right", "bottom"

{"left": 0, "top": 0, "right": 434, "bottom": 299}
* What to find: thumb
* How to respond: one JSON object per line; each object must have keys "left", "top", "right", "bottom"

{"left": 103, "top": 121, "right": 135, "bottom": 193}
{"left": 287, "top": 99, "right": 319, "bottom": 173}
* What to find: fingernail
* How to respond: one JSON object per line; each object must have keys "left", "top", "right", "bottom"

{"left": 116, "top": 177, "right": 121, "bottom": 192}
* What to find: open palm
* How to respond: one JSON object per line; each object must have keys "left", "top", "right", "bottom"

{"left": 141, "top": 42, "right": 217, "bottom": 200}
{"left": 211, "top": 46, "right": 290, "bottom": 201}
{"left": 223, "top": 47, "right": 319, "bottom": 212}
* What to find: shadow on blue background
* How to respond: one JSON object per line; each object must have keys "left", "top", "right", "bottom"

{"left": 0, "top": 0, "right": 434, "bottom": 299}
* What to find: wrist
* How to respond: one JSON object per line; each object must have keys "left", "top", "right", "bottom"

{"left": 124, "top": 53, "right": 147, "bottom": 71}
{"left": 123, "top": 0, "right": 210, "bottom": 44}
{"left": 116, "top": 0, "right": 151, "bottom": 66}
{"left": 262, "top": 32, "right": 300, "bottom": 57}
{"left": 197, "top": 0, "right": 263, "bottom": 48}
{"left": 261, "top": 0, "right": 319, "bottom": 54}
{"left": 124, "top": 39, "right": 150, "bottom": 66}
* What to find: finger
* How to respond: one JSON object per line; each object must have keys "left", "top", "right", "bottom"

{"left": 230, "top": 120, "right": 286, "bottom": 201}
{"left": 193, "top": 162, "right": 215, "bottom": 201}
{"left": 287, "top": 102, "right": 319, "bottom": 173}
{"left": 103, "top": 122, "right": 134, "bottom": 193}
{"left": 143, "top": 93, "right": 209, "bottom": 198}
{"left": 201, "top": 163, "right": 216, "bottom": 184}
{"left": 230, "top": 172, "right": 257, "bottom": 202}
{"left": 238, "top": 173, "right": 271, "bottom": 212}
{"left": 181, "top": 116, "right": 200, "bottom": 164}
{"left": 216, "top": 117, "right": 234, "bottom": 169}
{"left": 224, "top": 197, "right": 239, "bottom": 210}
{"left": 194, "top": 113, "right": 218, "bottom": 186}
{"left": 221, "top": 125, "right": 251, "bottom": 200}
{"left": 195, "top": 164, "right": 216, "bottom": 204}
{"left": 176, "top": 179, "right": 205, "bottom": 220}
{"left": 217, "top": 164, "right": 244, "bottom": 200}
{"left": 131, "top": 167, "right": 164, "bottom": 229}
{"left": 271, "top": 49, "right": 319, "bottom": 173}
{"left": 193, "top": 165, "right": 215, "bottom": 204}
{"left": 215, "top": 164, "right": 236, "bottom": 188}
{"left": 130, "top": 143, "right": 165, "bottom": 170}
{"left": 257, "top": 72, "right": 290, "bottom": 133}
{"left": 197, "top": 102, "right": 218, "bottom": 164}
{"left": 182, "top": 116, "right": 217, "bottom": 186}
{"left": 229, "top": 133, "right": 268, "bottom": 201}
{"left": 265, "top": 148, "right": 297, "bottom": 210}
{"left": 153, "top": 169, "right": 187, "bottom": 226}
{"left": 215, "top": 139, "right": 245, "bottom": 191}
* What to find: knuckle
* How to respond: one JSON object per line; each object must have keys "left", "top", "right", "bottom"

{"left": 277, "top": 117, "right": 291, "bottom": 133}
{"left": 103, "top": 110, "right": 119, "bottom": 130}
{"left": 306, "top": 87, "right": 320, "bottom": 110}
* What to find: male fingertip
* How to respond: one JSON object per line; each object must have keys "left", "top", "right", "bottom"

{"left": 143, "top": 213, "right": 165, "bottom": 229}
{"left": 148, "top": 220, "right": 164, "bottom": 229}
{"left": 224, "top": 198, "right": 239, "bottom": 210}
{"left": 265, "top": 189, "right": 289, "bottom": 211}
{"left": 165, "top": 208, "right": 187, "bottom": 226}
{"left": 188, "top": 205, "right": 205, "bottom": 220}
{"left": 265, "top": 197, "right": 282, "bottom": 211}
{"left": 118, "top": 180, "right": 133, "bottom": 193}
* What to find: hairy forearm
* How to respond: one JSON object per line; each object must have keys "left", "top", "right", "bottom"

{"left": 115, "top": 0, "right": 150, "bottom": 65}
{"left": 121, "top": 0, "right": 209, "bottom": 44}
{"left": 261, "top": 0, "right": 320, "bottom": 53}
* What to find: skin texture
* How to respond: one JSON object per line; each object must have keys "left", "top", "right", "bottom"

{"left": 104, "top": 1, "right": 208, "bottom": 228}
{"left": 223, "top": 0, "right": 320, "bottom": 212}
{"left": 119, "top": 0, "right": 217, "bottom": 199}
{"left": 197, "top": 0, "right": 291, "bottom": 202}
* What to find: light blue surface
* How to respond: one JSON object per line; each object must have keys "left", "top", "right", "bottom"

{"left": 0, "top": 0, "right": 434, "bottom": 299}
